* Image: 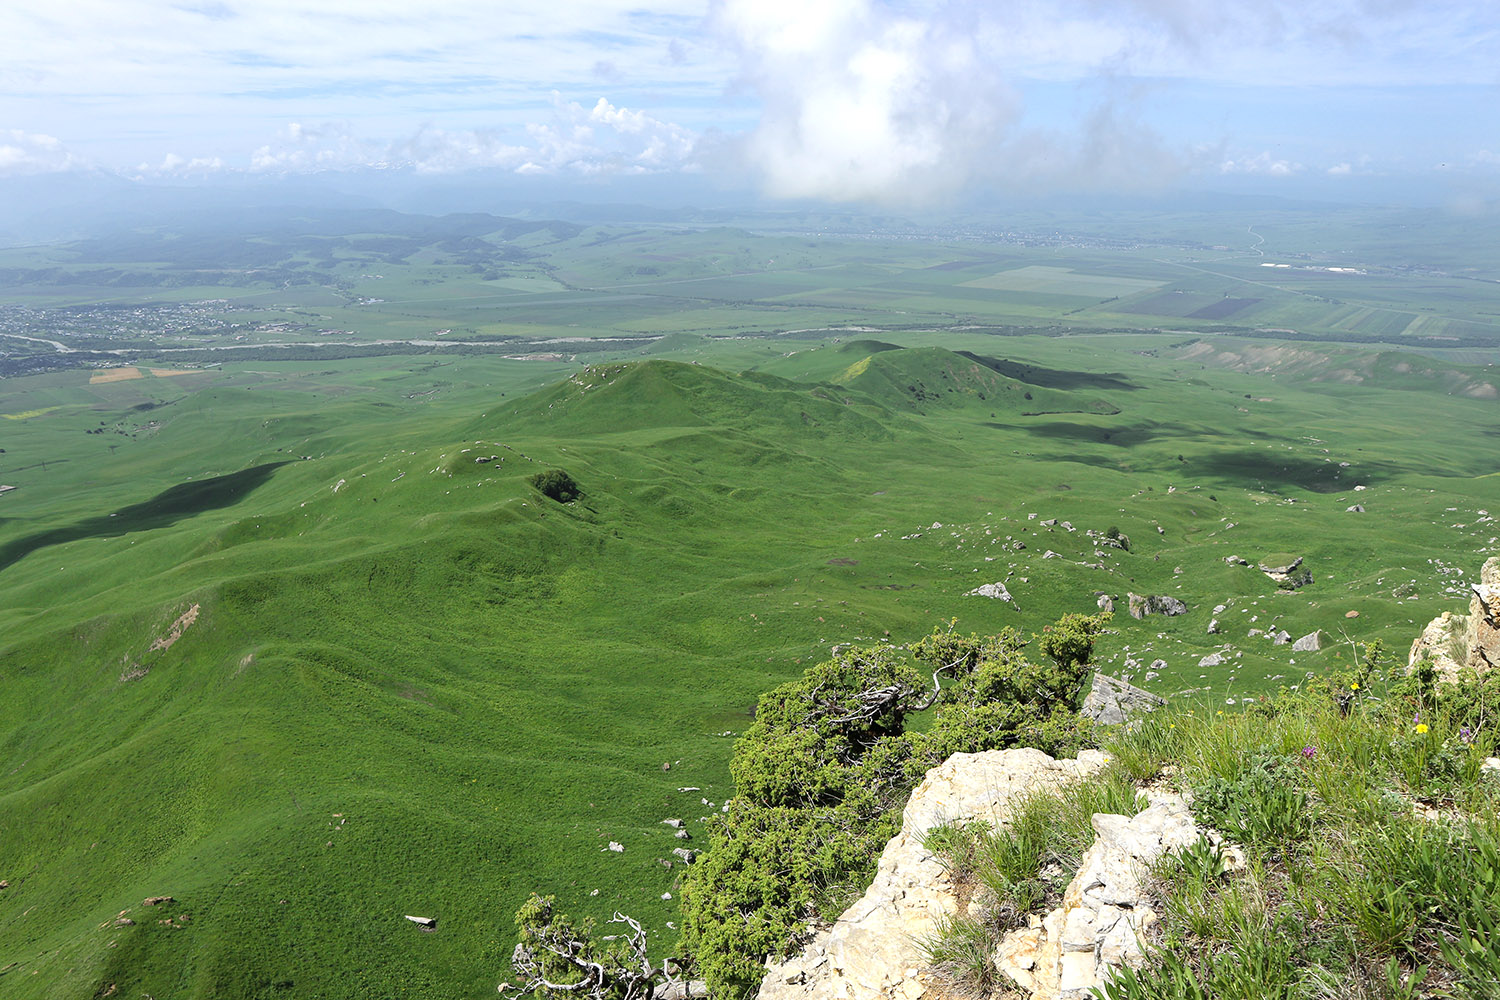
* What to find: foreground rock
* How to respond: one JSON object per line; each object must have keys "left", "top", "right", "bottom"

{"left": 1410, "top": 555, "right": 1500, "bottom": 683}
{"left": 756, "top": 749, "right": 1107, "bottom": 1000}
{"left": 1081, "top": 673, "right": 1166, "bottom": 726}
{"left": 996, "top": 793, "right": 1199, "bottom": 999}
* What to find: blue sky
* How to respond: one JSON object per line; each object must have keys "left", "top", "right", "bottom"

{"left": 1, "top": 0, "right": 1496, "bottom": 205}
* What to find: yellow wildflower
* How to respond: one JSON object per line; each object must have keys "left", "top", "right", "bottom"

{"left": 1415, "top": 723, "right": 1429, "bottom": 734}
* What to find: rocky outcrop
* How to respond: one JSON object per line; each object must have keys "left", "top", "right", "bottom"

{"left": 995, "top": 794, "right": 1199, "bottom": 999}
{"left": 1291, "top": 631, "right": 1323, "bottom": 653}
{"left": 1126, "top": 594, "right": 1187, "bottom": 620}
{"left": 756, "top": 749, "right": 1107, "bottom": 1000}
{"left": 1259, "top": 556, "right": 1313, "bottom": 589}
{"left": 1410, "top": 555, "right": 1500, "bottom": 683}
{"left": 1081, "top": 673, "right": 1166, "bottom": 726}
{"left": 966, "top": 582, "right": 1017, "bottom": 607}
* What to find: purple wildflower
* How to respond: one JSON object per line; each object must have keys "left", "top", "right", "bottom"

{"left": 1301, "top": 745, "right": 1318, "bottom": 760}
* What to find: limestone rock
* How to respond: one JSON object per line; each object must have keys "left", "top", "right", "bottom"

{"left": 1291, "top": 631, "right": 1323, "bottom": 652}
{"left": 995, "top": 792, "right": 1199, "bottom": 1000}
{"left": 1198, "top": 652, "right": 1225, "bottom": 667}
{"left": 1269, "top": 630, "right": 1291, "bottom": 645}
{"left": 1259, "top": 556, "right": 1313, "bottom": 589}
{"left": 756, "top": 749, "right": 1107, "bottom": 1000}
{"left": 966, "top": 582, "right": 1017, "bottom": 607}
{"left": 1081, "top": 673, "right": 1166, "bottom": 726}
{"left": 1126, "top": 594, "right": 1187, "bottom": 620}
{"left": 1409, "top": 555, "right": 1500, "bottom": 683}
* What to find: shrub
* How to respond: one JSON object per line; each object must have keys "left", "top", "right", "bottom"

{"left": 530, "top": 468, "right": 581, "bottom": 502}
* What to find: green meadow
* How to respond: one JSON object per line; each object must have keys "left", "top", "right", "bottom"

{"left": 1, "top": 208, "right": 1498, "bottom": 998}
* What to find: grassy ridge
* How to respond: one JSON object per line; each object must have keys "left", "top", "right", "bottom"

{"left": 1, "top": 325, "right": 1498, "bottom": 997}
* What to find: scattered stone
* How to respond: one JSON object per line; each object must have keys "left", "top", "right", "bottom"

{"left": 662, "top": 762, "right": 671, "bottom": 771}
{"left": 662, "top": 818, "right": 684, "bottom": 829}
{"left": 1043, "top": 550, "right": 1061, "bottom": 559}
{"left": 1270, "top": 630, "right": 1291, "bottom": 645}
{"left": 1207, "top": 619, "right": 1220, "bottom": 635}
{"left": 659, "top": 980, "right": 710, "bottom": 1000}
{"left": 672, "top": 848, "right": 697, "bottom": 864}
{"left": 1260, "top": 556, "right": 1313, "bottom": 589}
{"left": 405, "top": 915, "right": 437, "bottom": 929}
{"left": 1346, "top": 504, "right": 1365, "bottom": 513}
{"left": 1041, "top": 519, "right": 1057, "bottom": 526}
{"left": 1292, "top": 631, "right": 1324, "bottom": 652}
{"left": 1198, "top": 652, "right": 1226, "bottom": 667}
{"left": 1224, "top": 555, "right": 1249, "bottom": 566}
{"left": 607, "top": 842, "right": 625, "bottom": 853}
{"left": 1345, "top": 610, "right": 1360, "bottom": 618}
{"left": 1127, "top": 594, "right": 1187, "bottom": 619}
{"left": 1081, "top": 673, "right": 1166, "bottom": 726}
{"left": 965, "top": 582, "right": 1017, "bottom": 608}
{"left": 1481, "top": 758, "right": 1500, "bottom": 778}
{"left": 143, "top": 896, "right": 174, "bottom": 907}
{"left": 1012, "top": 541, "right": 1026, "bottom": 551}
{"left": 1096, "top": 594, "right": 1115, "bottom": 613}
{"left": 675, "top": 829, "right": 692, "bottom": 840}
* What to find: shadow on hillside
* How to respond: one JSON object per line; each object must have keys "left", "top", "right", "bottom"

{"left": 1011, "top": 420, "right": 1214, "bottom": 447}
{"left": 0, "top": 462, "right": 288, "bottom": 573}
{"left": 956, "top": 351, "right": 1139, "bottom": 391}
{"left": 1182, "top": 451, "right": 1381, "bottom": 494}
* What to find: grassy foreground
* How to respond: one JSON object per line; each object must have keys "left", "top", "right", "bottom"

{"left": 921, "top": 650, "right": 1500, "bottom": 1000}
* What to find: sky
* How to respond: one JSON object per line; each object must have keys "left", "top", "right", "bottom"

{"left": 1, "top": 0, "right": 1498, "bottom": 206}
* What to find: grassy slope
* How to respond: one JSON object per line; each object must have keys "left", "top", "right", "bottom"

{"left": 1, "top": 327, "right": 1497, "bottom": 998}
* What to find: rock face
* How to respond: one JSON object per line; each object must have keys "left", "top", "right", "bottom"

{"left": 1259, "top": 557, "right": 1313, "bottom": 589}
{"left": 1126, "top": 594, "right": 1187, "bottom": 620}
{"left": 756, "top": 749, "right": 1107, "bottom": 1000}
{"left": 1410, "top": 555, "right": 1500, "bottom": 683}
{"left": 995, "top": 794, "right": 1200, "bottom": 999}
{"left": 1291, "top": 631, "right": 1323, "bottom": 653}
{"left": 1081, "top": 673, "right": 1166, "bottom": 726}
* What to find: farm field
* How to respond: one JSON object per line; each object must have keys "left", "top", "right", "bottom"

{"left": 1, "top": 206, "right": 1499, "bottom": 999}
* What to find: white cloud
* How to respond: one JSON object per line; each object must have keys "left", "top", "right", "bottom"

{"left": 0, "top": 130, "right": 87, "bottom": 174}
{"left": 714, "top": 0, "right": 1014, "bottom": 202}
{"left": 241, "top": 96, "right": 699, "bottom": 176}
{"left": 1219, "top": 151, "right": 1303, "bottom": 176}
{"left": 1327, "top": 162, "right": 1353, "bottom": 176}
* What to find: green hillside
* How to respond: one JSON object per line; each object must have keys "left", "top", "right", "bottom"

{"left": 2, "top": 215, "right": 1500, "bottom": 999}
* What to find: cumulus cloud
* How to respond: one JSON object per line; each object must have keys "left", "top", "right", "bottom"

{"left": 243, "top": 96, "right": 698, "bottom": 177}
{"left": 0, "top": 130, "right": 88, "bottom": 175}
{"left": 1219, "top": 151, "right": 1303, "bottom": 176}
{"left": 714, "top": 0, "right": 1015, "bottom": 203}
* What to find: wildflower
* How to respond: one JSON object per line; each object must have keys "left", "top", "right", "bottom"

{"left": 1350, "top": 682, "right": 1359, "bottom": 691}
{"left": 1415, "top": 723, "right": 1429, "bottom": 735}
{"left": 1460, "top": 726, "right": 1474, "bottom": 743}
{"left": 1301, "top": 745, "right": 1318, "bottom": 760}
